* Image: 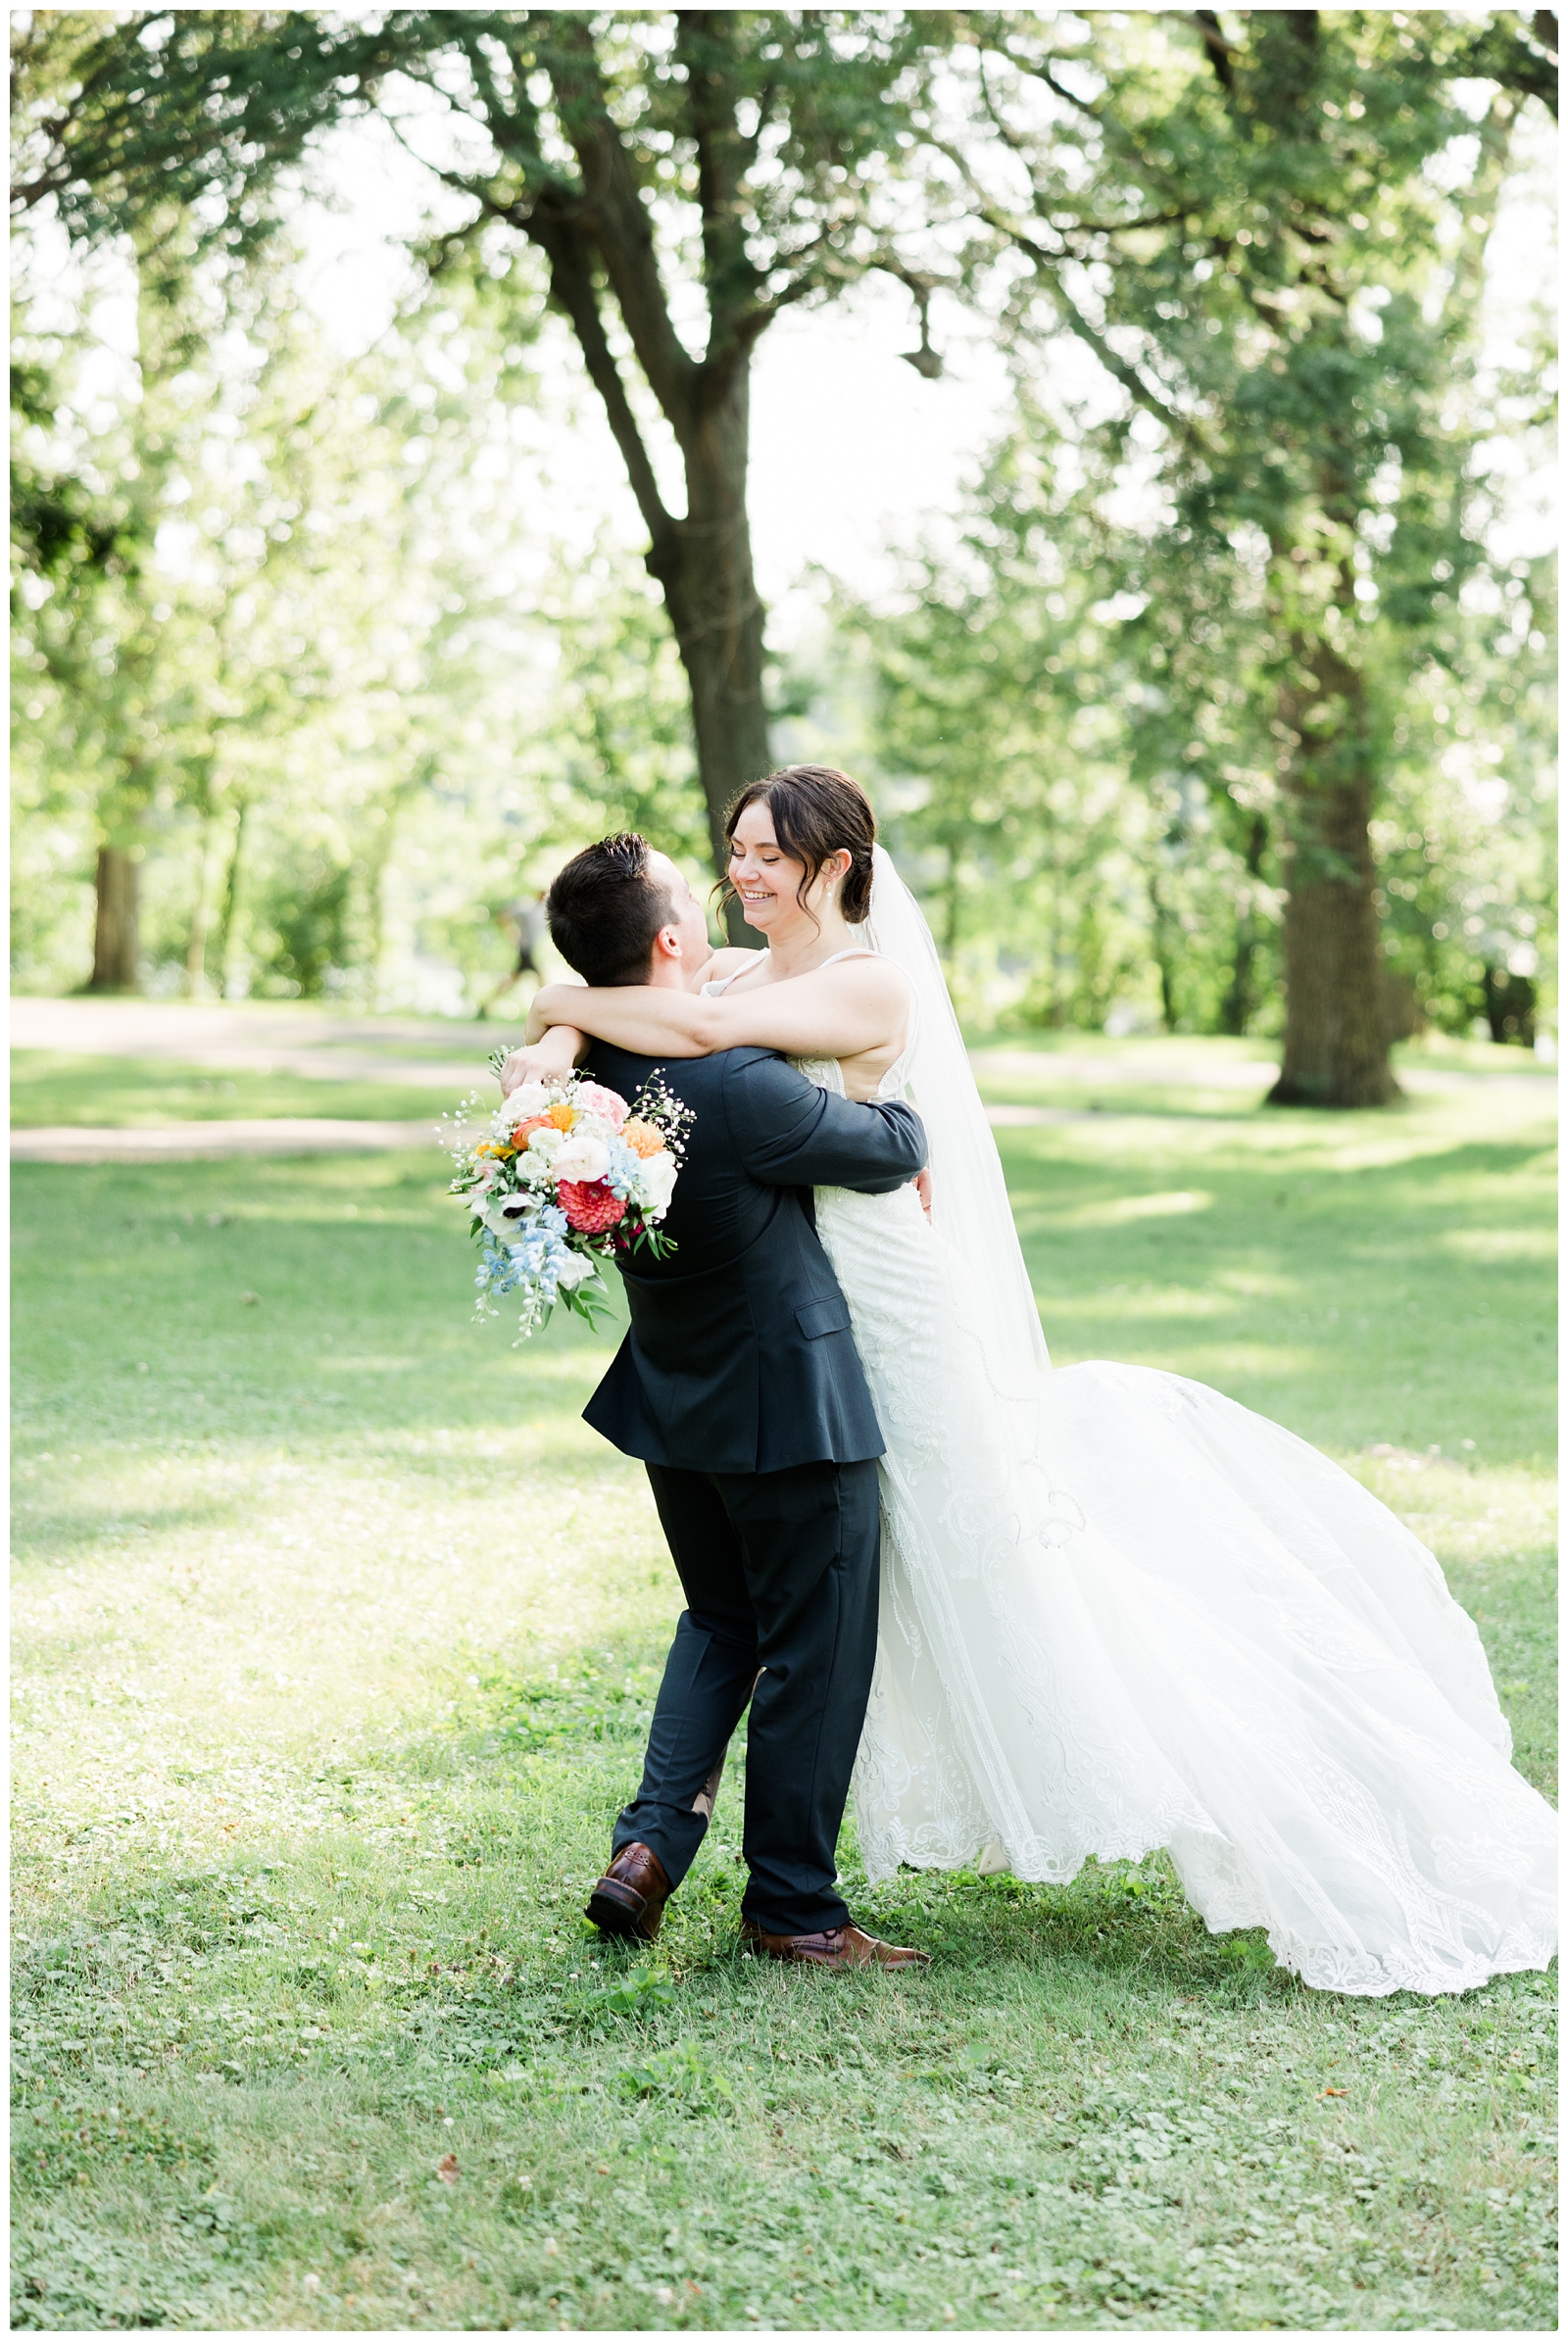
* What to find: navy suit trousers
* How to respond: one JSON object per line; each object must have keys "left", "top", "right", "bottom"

{"left": 612, "top": 1456, "right": 881, "bottom": 1937}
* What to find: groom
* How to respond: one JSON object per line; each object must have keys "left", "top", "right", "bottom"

{"left": 513, "top": 833, "right": 929, "bottom": 1972}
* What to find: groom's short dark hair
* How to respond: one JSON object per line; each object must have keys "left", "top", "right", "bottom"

{"left": 547, "top": 833, "right": 674, "bottom": 988}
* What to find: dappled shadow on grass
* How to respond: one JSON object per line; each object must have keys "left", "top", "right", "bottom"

{"left": 9, "top": 1049, "right": 461, "bottom": 1129}
{"left": 1004, "top": 1133, "right": 1553, "bottom": 1214}
{"left": 987, "top": 1089, "right": 1288, "bottom": 1125}
{"left": 974, "top": 1065, "right": 1555, "bottom": 1125}
{"left": 11, "top": 1496, "right": 245, "bottom": 1564}
{"left": 851, "top": 1860, "right": 1287, "bottom": 1997}
{"left": 15, "top": 1608, "right": 1557, "bottom": 2335}
{"left": 14, "top": 1122, "right": 1552, "bottom": 1464}
{"left": 11, "top": 1153, "right": 626, "bottom": 1450}
{"left": 385, "top": 1665, "right": 1291, "bottom": 2006}
{"left": 1003, "top": 1129, "right": 1556, "bottom": 1465}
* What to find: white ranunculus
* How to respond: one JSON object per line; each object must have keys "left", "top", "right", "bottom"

{"left": 497, "top": 1081, "right": 551, "bottom": 1122}
{"left": 552, "top": 1134, "right": 611, "bottom": 1185}
{"left": 636, "top": 1150, "right": 678, "bottom": 1215}
{"left": 526, "top": 1125, "right": 566, "bottom": 1159}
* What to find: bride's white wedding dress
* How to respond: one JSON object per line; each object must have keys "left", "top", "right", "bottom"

{"left": 708, "top": 850, "right": 1556, "bottom": 1997}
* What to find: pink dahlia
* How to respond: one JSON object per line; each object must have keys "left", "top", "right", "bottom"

{"left": 558, "top": 1178, "right": 628, "bottom": 1234}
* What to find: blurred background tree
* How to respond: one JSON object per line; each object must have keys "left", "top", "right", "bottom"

{"left": 11, "top": 5, "right": 957, "bottom": 927}
{"left": 924, "top": 5, "right": 1557, "bottom": 1100}
{"left": 9, "top": 7, "right": 1557, "bottom": 1068}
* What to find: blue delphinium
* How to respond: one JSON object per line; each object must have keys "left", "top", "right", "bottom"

{"left": 603, "top": 1135, "right": 646, "bottom": 1201}
{"left": 475, "top": 1202, "right": 572, "bottom": 1307}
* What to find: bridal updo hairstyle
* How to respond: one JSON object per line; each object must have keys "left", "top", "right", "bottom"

{"left": 722, "top": 764, "right": 877, "bottom": 929}
{"left": 546, "top": 832, "right": 672, "bottom": 988}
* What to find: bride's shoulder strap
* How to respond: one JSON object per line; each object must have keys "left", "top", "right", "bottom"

{"left": 702, "top": 947, "right": 769, "bottom": 997}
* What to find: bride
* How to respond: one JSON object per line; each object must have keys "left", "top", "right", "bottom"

{"left": 511, "top": 763, "right": 1556, "bottom": 1998}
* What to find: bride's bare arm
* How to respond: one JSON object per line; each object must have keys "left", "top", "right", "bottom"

{"left": 526, "top": 981, "right": 710, "bottom": 1057}
{"left": 528, "top": 957, "right": 908, "bottom": 1064}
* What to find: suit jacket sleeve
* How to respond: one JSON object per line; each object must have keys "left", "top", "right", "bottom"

{"left": 722, "top": 1050, "right": 927, "bottom": 1195}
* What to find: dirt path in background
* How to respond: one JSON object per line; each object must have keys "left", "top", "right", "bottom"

{"left": 11, "top": 998, "right": 492, "bottom": 1086}
{"left": 12, "top": 999, "right": 1551, "bottom": 1163}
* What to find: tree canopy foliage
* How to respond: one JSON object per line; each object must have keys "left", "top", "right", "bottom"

{"left": 10, "top": 9, "right": 1557, "bottom": 1074}
{"left": 919, "top": 6, "right": 1556, "bottom": 1097}
{"left": 14, "top": 6, "right": 953, "bottom": 903}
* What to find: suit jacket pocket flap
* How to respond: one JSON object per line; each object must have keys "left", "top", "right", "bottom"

{"left": 796, "top": 1294, "right": 852, "bottom": 1341}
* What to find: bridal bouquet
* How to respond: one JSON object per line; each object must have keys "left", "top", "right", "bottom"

{"left": 444, "top": 1056, "right": 692, "bottom": 1340}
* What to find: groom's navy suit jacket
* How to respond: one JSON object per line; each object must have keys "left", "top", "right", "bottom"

{"left": 580, "top": 1040, "right": 925, "bottom": 1476}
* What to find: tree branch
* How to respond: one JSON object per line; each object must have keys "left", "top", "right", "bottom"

{"left": 526, "top": 196, "right": 676, "bottom": 553}
{"left": 1188, "top": 11, "right": 1237, "bottom": 93}
{"left": 417, "top": 110, "right": 675, "bottom": 552}
{"left": 11, "top": 11, "right": 172, "bottom": 211}
{"left": 676, "top": 8, "right": 762, "bottom": 365}
{"left": 1032, "top": 264, "right": 1196, "bottom": 445}
{"left": 1004, "top": 50, "right": 1106, "bottom": 124}
{"left": 923, "top": 124, "right": 1195, "bottom": 440}
{"left": 544, "top": 19, "right": 697, "bottom": 432}
{"left": 697, "top": 222, "right": 869, "bottom": 366}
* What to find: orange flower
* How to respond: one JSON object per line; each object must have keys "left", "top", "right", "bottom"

{"left": 547, "top": 1101, "right": 577, "bottom": 1131}
{"left": 510, "top": 1113, "right": 551, "bottom": 1144}
{"left": 621, "top": 1117, "right": 666, "bottom": 1158}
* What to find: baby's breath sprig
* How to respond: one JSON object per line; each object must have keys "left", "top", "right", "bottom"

{"left": 630, "top": 1068, "right": 695, "bottom": 1159}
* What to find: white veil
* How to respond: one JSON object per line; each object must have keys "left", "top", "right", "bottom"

{"left": 860, "top": 843, "right": 1053, "bottom": 1400}
{"left": 824, "top": 857, "right": 1556, "bottom": 1999}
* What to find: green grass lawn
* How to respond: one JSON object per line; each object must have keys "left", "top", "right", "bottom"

{"left": 10, "top": 1052, "right": 463, "bottom": 1128}
{"left": 11, "top": 1042, "right": 1556, "bottom": 2331}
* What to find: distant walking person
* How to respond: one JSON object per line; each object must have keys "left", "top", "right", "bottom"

{"left": 478, "top": 890, "right": 549, "bottom": 1021}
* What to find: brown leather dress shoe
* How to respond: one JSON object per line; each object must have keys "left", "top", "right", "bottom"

{"left": 585, "top": 1843, "right": 671, "bottom": 1942}
{"left": 740, "top": 1917, "right": 930, "bottom": 1970}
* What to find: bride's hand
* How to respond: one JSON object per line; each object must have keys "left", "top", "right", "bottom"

{"left": 500, "top": 1029, "right": 585, "bottom": 1095}
{"left": 914, "top": 1166, "right": 932, "bottom": 1221}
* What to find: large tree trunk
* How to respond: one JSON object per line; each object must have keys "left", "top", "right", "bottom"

{"left": 1266, "top": 636, "right": 1400, "bottom": 1107}
{"left": 88, "top": 845, "right": 139, "bottom": 991}
{"left": 650, "top": 358, "right": 770, "bottom": 944}
{"left": 535, "top": 20, "right": 774, "bottom": 946}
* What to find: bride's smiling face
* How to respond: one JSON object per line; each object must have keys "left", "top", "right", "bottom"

{"left": 727, "top": 801, "right": 849, "bottom": 937}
